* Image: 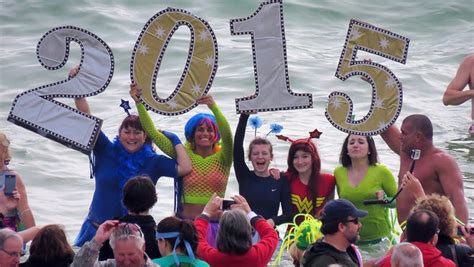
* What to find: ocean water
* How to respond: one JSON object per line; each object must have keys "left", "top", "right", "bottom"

{"left": 1, "top": 0, "right": 473, "bottom": 260}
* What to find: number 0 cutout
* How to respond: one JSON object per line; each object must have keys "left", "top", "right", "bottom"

{"left": 230, "top": 0, "right": 312, "bottom": 113}
{"left": 325, "top": 19, "right": 409, "bottom": 135}
{"left": 131, "top": 7, "right": 218, "bottom": 116}
{"left": 8, "top": 26, "right": 114, "bottom": 154}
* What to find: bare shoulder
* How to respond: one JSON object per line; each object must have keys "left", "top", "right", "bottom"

{"left": 462, "top": 54, "right": 474, "bottom": 66}
{"left": 430, "top": 148, "right": 460, "bottom": 170}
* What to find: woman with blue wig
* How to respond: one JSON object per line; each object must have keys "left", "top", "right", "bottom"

{"left": 131, "top": 85, "right": 233, "bottom": 245}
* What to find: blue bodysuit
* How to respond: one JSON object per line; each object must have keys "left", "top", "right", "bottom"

{"left": 74, "top": 132, "right": 177, "bottom": 246}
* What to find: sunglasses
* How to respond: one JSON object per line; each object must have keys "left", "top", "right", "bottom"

{"left": 118, "top": 222, "right": 144, "bottom": 238}
{"left": 1, "top": 248, "right": 20, "bottom": 258}
{"left": 343, "top": 218, "right": 359, "bottom": 224}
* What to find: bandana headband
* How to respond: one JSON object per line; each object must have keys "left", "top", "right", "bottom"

{"left": 156, "top": 231, "right": 195, "bottom": 265}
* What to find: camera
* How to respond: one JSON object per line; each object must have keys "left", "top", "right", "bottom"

{"left": 456, "top": 226, "right": 474, "bottom": 236}
{"left": 221, "top": 199, "right": 236, "bottom": 210}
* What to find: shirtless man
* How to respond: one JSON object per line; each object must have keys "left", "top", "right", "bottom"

{"left": 381, "top": 114, "right": 468, "bottom": 224}
{"left": 442, "top": 54, "right": 474, "bottom": 134}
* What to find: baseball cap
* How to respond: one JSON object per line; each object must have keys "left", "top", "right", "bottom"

{"left": 320, "top": 199, "right": 368, "bottom": 223}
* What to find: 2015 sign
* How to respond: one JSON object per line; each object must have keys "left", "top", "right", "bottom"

{"left": 8, "top": 0, "right": 409, "bottom": 154}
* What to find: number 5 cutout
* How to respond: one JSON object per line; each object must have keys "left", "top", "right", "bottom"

{"left": 8, "top": 26, "right": 114, "bottom": 154}
{"left": 325, "top": 19, "right": 409, "bottom": 135}
{"left": 230, "top": 0, "right": 312, "bottom": 113}
{"left": 131, "top": 7, "right": 218, "bottom": 116}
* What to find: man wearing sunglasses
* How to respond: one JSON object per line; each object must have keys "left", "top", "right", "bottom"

{"left": 72, "top": 220, "right": 156, "bottom": 267}
{"left": 302, "top": 199, "right": 367, "bottom": 267}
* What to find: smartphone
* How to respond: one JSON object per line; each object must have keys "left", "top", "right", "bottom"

{"left": 4, "top": 174, "right": 16, "bottom": 196}
{"left": 221, "top": 199, "right": 236, "bottom": 210}
{"left": 456, "top": 226, "right": 474, "bottom": 235}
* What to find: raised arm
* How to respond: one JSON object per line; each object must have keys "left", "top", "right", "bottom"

{"left": 436, "top": 153, "right": 468, "bottom": 223}
{"left": 130, "top": 83, "right": 177, "bottom": 158}
{"left": 380, "top": 125, "right": 401, "bottom": 155}
{"left": 234, "top": 114, "right": 251, "bottom": 184}
{"left": 69, "top": 67, "right": 92, "bottom": 115}
{"left": 443, "top": 55, "right": 474, "bottom": 106}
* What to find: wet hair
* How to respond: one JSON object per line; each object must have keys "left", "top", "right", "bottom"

{"left": 184, "top": 113, "right": 220, "bottom": 144}
{"left": 406, "top": 209, "right": 439, "bottom": 243}
{"left": 403, "top": 114, "right": 433, "bottom": 140}
{"left": 0, "top": 228, "right": 22, "bottom": 249}
{"left": 217, "top": 209, "right": 252, "bottom": 255}
{"left": 0, "top": 131, "right": 12, "bottom": 164}
{"left": 118, "top": 115, "right": 151, "bottom": 144}
{"left": 390, "top": 242, "right": 423, "bottom": 267}
{"left": 156, "top": 216, "right": 198, "bottom": 255}
{"left": 247, "top": 137, "right": 273, "bottom": 161}
{"left": 28, "top": 224, "right": 74, "bottom": 265}
{"left": 286, "top": 140, "right": 321, "bottom": 214}
{"left": 109, "top": 224, "right": 145, "bottom": 250}
{"left": 412, "top": 194, "right": 456, "bottom": 237}
{"left": 123, "top": 175, "right": 157, "bottom": 214}
{"left": 339, "top": 134, "right": 378, "bottom": 167}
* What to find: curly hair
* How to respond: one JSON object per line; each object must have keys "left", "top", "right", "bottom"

{"left": 412, "top": 194, "right": 456, "bottom": 237}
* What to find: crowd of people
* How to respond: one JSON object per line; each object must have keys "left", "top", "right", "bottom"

{"left": 1, "top": 56, "right": 473, "bottom": 267}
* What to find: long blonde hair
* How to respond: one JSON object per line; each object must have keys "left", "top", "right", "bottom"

{"left": 0, "top": 131, "right": 11, "bottom": 165}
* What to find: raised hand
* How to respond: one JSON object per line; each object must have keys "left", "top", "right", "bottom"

{"left": 68, "top": 65, "right": 80, "bottom": 78}
{"left": 197, "top": 95, "right": 215, "bottom": 108}
{"left": 231, "top": 194, "right": 251, "bottom": 214}
{"left": 401, "top": 172, "right": 425, "bottom": 198}
{"left": 94, "top": 220, "right": 119, "bottom": 244}
{"left": 161, "top": 130, "right": 182, "bottom": 146}
{"left": 129, "top": 83, "right": 142, "bottom": 103}
{"left": 203, "top": 193, "right": 223, "bottom": 219}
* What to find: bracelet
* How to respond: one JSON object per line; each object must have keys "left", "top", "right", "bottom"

{"left": 202, "top": 211, "right": 210, "bottom": 217}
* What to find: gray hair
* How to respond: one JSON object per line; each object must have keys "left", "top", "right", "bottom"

{"left": 216, "top": 209, "right": 252, "bottom": 255}
{"left": 109, "top": 224, "right": 145, "bottom": 250}
{"left": 391, "top": 242, "right": 423, "bottom": 267}
{"left": 0, "top": 228, "right": 22, "bottom": 248}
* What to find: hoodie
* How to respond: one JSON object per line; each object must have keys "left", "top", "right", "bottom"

{"left": 302, "top": 239, "right": 360, "bottom": 267}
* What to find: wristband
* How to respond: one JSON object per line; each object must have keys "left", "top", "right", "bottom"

{"left": 246, "top": 211, "right": 258, "bottom": 221}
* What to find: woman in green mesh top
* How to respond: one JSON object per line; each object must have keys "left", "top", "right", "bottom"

{"left": 130, "top": 84, "right": 233, "bottom": 221}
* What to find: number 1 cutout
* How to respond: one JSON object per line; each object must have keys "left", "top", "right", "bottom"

{"left": 325, "top": 19, "right": 409, "bottom": 135}
{"left": 8, "top": 26, "right": 114, "bottom": 154}
{"left": 230, "top": 0, "right": 312, "bottom": 113}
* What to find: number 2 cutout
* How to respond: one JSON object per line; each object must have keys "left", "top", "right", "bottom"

{"left": 325, "top": 19, "right": 409, "bottom": 135}
{"left": 230, "top": 0, "right": 312, "bottom": 113}
{"left": 8, "top": 26, "right": 114, "bottom": 154}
